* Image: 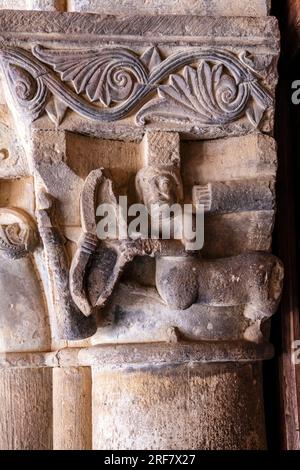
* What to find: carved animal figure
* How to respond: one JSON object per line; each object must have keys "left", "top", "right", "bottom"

{"left": 156, "top": 252, "right": 284, "bottom": 322}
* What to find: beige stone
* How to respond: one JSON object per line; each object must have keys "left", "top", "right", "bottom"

{"left": 92, "top": 362, "right": 267, "bottom": 450}
{"left": 68, "top": 0, "right": 271, "bottom": 17}
{"left": 182, "top": 135, "right": 277, "bottom": 186}
{"left": 0, "top": 342, "right": 275, "bottom": 369}
{"left": 142, "top": 131, "right": 180, "bottom": 167}
{"left": 0, "top": 368, "right": 52, "bottom": 450}
{"left": 0, "top": 255, "right": 50, "bottom": 352}
{"left": 0, "top": 0, "right": 271, "bottom": 16}
{"left": 0, "top": 0, "right": 27, "bottom": 8}
{"left": 0, "top": 0, "right": 65, "bottom": 8}
{"left": 0, "top": 122, "right": 28, "bottom": 179}
{"left": 53, "top": 367, "right": 92, "bottom": 450}
{"left": 28, "top": 0, "right": 65, "bottom": 9}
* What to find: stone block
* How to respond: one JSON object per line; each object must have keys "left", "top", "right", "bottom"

{"left": 68, "top": 0, "right": 271, "bottom": 17}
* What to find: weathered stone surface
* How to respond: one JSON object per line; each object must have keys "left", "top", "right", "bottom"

{"left": 202, "top": 211, "right": 275, "bottom": 258}
{"left": 0, "top": 178, "right": 35, "bottom": 216}
{"left": 0, "top": 342, "right": 275, "bottom": 369}
{"left": 193, "top": 179, "right": 275, "bottom": 214}
{"left": 0, "top": 0, "right": 26, "bottom": 8}
{"left": 156, "top": 252, "right": 283, "bottom": 343}
{"left": 0, "top": 0, "right": 65, "bottom": 8}
{"left": 156, "top": 253, "right": 283, "bottom": 315}
{"left": 28, "top": 0, "right": 65, "bottom": 9}
{"left": 0, "top": 0, "right": 271, "bottom": 16}
{"left": 0, "top": 208, "right": 50, "bottom": 352}
{"left": 0, "top": 11, "right": 278, "bottom": 41}
{"left": 68, "top": 0, "right": 271, "bottom": 17}
{"left": 0, "top": 122, "right": 28, "bottom": 179}
{"left": 142, "top": 131, "right": 180, "bottom": 167}
{"left": 92, "top": 283, "right": 249, "bottom": 344}
{"left": 0, "top": 254, "right": 50, "bottom": 352}
{"left": 92, "top": 362, "right": 267, "bottom": 450}
{"left": 182, "top": 134, "right": 277, "bottom": 186}
{"left": 53, "top": 367, "right": 92, "bottom": 450}
{"left": 37, "top": 190, "right": 97, "bottom": 341}
{"left": 0, "top": 368, "right": 52, "bottom": 449}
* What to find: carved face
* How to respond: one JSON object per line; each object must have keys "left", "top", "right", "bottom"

{"left": 135, "top": 166, "right": 184, "bottom": 219}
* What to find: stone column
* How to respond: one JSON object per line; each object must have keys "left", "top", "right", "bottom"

{"left": 92, "top": 362, "right": 266, "bottom": 450}
{"left": 53, "top": 367, "right": 92, "bottom": 450}
{"left": 0, "top": 368, "right": 52, "bottom": 450}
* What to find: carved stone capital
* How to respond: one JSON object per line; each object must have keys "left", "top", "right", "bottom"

{"left": 0, "top": 12, "right": 279, "bottom": 139}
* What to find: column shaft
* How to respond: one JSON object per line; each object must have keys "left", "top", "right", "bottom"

{"left": 53, "top": 366, "right": 92, "bottom": 450}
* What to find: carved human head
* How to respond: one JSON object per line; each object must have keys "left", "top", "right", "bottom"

{"left": 135, "top": 166, "right": 184, "bottom": 219}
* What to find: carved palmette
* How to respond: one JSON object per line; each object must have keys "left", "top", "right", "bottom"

{"left": 0, "top": 45, "right": 272, "bottom": 129}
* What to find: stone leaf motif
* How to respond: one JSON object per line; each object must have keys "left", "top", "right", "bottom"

{"left": 32, "top": 45, "right": 149, "bottom": 107}
{"left": 0, "top": 45, "right": 272, "bottom": 129}
{"left": 0, "top": 47, "right": 49, "bottom": 122}
{"left": 136, "top": 59, "right": 271, "bottom": 127}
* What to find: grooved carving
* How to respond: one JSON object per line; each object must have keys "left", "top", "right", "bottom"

{"left": 0, "top": 45, "right": 272, "bottom": 132}
{"left": 0, "top": 208, "right": 38, "bottom": 259}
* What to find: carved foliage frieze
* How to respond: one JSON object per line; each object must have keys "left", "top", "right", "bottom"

{"left": 0, "top": 45, "right": 272, "bottom": 132}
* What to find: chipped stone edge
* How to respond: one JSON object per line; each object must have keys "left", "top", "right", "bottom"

{"left": 0, "top": 12, "right": 280, "bottom": 51}
{"left": 0, "top": 341, "right": 274, "bottom": 369}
